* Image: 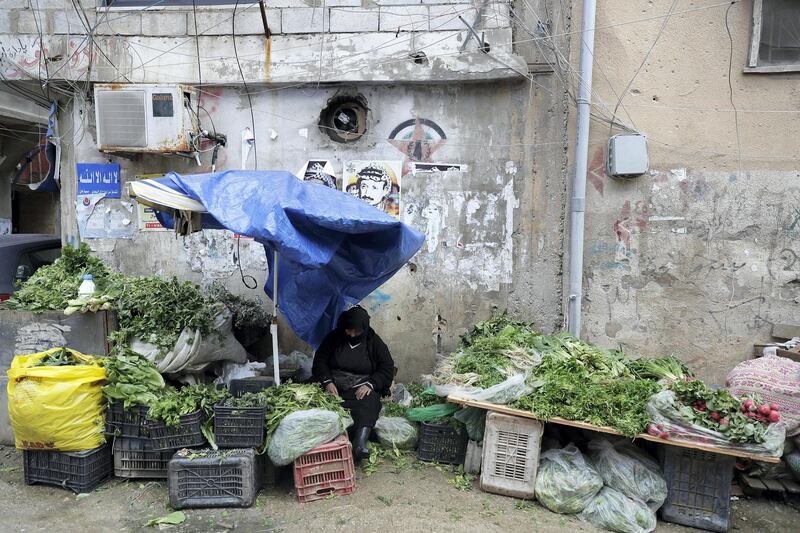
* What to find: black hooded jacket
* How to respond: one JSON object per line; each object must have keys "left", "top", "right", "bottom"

{"left": 312, "top": 306, "right": 395, "bottom": 396}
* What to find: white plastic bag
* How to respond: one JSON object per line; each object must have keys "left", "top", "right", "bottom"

{"left": 433, "top": 373, "right": 533, "bottom": 405}
{"left": 375, "top": 416, "right": 418, "bottom": 450}
{"left": 579, "top": 487, "right": 656, "bottom": 533}
{"left": 589, "top": 438, "right": 667, "bottom": 511}
{"left": 267, "top": 409, "right": 353, "bottom": 466}
{"left": 391, "top": 383, "right": 413, "bottom": 407}
{"left": 213, "top": 360, "right": 267, "bottom": 388}
{"left": 132, "top": 305, "right": 247, "bottom": 374}
{"left": 535, "top": 444, "right": 603, "bottom": 514}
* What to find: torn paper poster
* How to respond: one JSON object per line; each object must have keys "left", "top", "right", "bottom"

{"left": 409, "top": 162, "right": 469, "bottom": 174}
{"left": 0, "top": 218, "right": 10, "bottom": 235}
{"left": 137, "top": 203, "right": 169, "bottom": 232}
{"left": 77, "top": 163, "right": 121, "bottom": 198}
{"left": 343, "top": 160, "right": 402, "bottom": 218}
{"left": 77, "top": 194, "right": 135, "bottom": 239}
{"left": 296, "top": 160, "right": 337, "bottom": 189}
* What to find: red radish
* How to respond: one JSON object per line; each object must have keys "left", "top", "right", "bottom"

{"left": 719, "top": 418, "right": 730, "bottom": 426}
{"left": 710, "top": 412, "right": 721, "bottom": 421}
{"left": 743, "top": 399, "right": 754, "bottom": 411}
{"left": 770, "top": 403, "right": 780, "bottom": 411}
{"left": 769, "top": 411, "right": 781, "bottom": 423}
{"left": 758, "top": 405, "right": 771, "bottom": 416}
{"left": 696, "top": 406, "right": 707, "bottom": 412}
{"left": 659, "top": 432, "right": 670, "bottom": 440}
{"left": 647, "top": 424, "right": 660, "bottom": 437}
{"left": 656, "top": 424, "right": 665, "bottom": 431}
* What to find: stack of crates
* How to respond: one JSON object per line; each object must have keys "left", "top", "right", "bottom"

{"left": 416, "top": 421, "right": 469, "bottom": 465}
{"left": 106, "top": 401, "right": 202, "bottom": 479}
{"left": 23, "top": 444, "right": 112, "bottom": 493}
{"left": 479, "top": 412, "right": 543, "bottom": 498}
{"left": 293, "top": 434, "right": 356, "bottom": 503}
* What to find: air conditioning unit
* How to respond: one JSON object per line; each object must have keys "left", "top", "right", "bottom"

{"left": 94, "top": 84, "right": 198, "bottom": 153}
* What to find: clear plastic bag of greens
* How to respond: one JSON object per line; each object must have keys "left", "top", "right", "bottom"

{"left": 534, "top": 443, "right": 603, "bottom": 514}
{"left": 589, "top": 438, "right": 667, "bottom": 511}
{"left": 374, "top": 416, "right": 418, "bottom": 450}
{"left": 405, "top": 403, "right": 461, "bottom": 422}
{"left": 578, "top": 486, "right": 656, "bottom": 533}
{"left": 433, "top": 373, "right": 533, "bottom": 405}
{"left": 453, "top": 407, "right": 487, "bottom": 442}
{"left": 267, "top": 409, "right": 352, "bottom": 466}
{"left": 647, "top": 390, "right": 785, "bottom": 456}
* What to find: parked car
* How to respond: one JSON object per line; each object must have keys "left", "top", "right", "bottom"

{"left": 0, "top": 234, "right": 61, "bottom": 301}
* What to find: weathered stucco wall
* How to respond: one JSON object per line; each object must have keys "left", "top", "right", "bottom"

{"left": 60, "top": 80, "right": 568, "bottom": 381}
{"left": 571, "top": 0, "right": 800, "bottom": 384}
{"left": 3, "top": 1, "right": 571, "bottom": 380}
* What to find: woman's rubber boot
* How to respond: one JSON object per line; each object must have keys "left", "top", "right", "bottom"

{"left": 352, "top": 426, "right": 372, "bottom": 464}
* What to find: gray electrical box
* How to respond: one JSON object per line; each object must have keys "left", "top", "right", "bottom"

{"left": 607, "top": 134, "right": 648, "bottom": 178}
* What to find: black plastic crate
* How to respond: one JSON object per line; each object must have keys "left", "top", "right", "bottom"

{"left": 168, "top": 448, "right": 262, "bottom": 509}
{"left": 24, "top": 444, "right": 112, "bottom": 493}
{"left": 147, "top": 410, "right": 205, "bottom": 451}
{"left": 113, "top": 437, "right": 173, "bottom": 479}
{"left": 660, "top": 447, "right": 735, "bottom": 533}
{"left": 229, "top": 377, "right": 275, "bottom": 397}
{"left": 105, "top": 402, "right": 150, "bottom": 438}
{"left": 214, "top": 404, "right": 266, "bottom": 448}
{"left": 417, "top": 422, "right": 468, "bottom": 465}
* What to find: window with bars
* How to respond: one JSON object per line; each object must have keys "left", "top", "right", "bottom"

{"left": 748, "top": 0, "right": 800, "bottom": 72}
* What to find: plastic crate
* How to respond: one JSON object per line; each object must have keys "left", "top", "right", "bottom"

{"left": 660, "top": 447, "right": 734, "bottom": 533}
{"left": 293, "top": 434, "right": 356, "bottom": 503}
{"left": 105, "top": 402, "right": 150, "bottom": 438}
{"left": 214, "top": 404, "right": 266, "bottom": 448}
{"left": 147, "top": 410, "right": 205, "bottom": 451}
{"left": 479, "top": 412, "right": 543, "bottom": 498}
{"left": 24, "top": 444, "right": 112, "bottom": 493}
{"left": 416, "top": 422, "right": 468, "bottom": 465}
{"left": 230, "top": 377, "right": 275, "bottom": 397}
{"left": 168, "top": 448, "right": 262, "bottom": 509}
{"left": 113, "top": 437, "right": 173, "bottom": 478}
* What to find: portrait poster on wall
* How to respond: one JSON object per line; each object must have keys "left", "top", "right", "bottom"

{"left": 342, "top": 160, "right": 402, "bottom": 218}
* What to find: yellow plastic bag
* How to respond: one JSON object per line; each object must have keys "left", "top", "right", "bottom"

{"left": 7, "top": 348, "right": 107, "bottom": 451}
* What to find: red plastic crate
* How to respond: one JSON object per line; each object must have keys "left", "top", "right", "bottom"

{"left": 293, "top": 434, "right": 356, "bottom": 503}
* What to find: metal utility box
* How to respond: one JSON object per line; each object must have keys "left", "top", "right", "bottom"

{"left": 607, "top": 134, "right": 648, "bottom": 178}
{"left": 0, "top": 310, "right": 116, "bottom": 445}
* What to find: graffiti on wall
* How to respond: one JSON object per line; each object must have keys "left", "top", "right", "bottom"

{"left": 388, "top": 118, "right": 447, "bottom": 176}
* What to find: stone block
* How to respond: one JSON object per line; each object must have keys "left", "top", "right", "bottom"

{"left": 141, "top": 12, "right": 187, "bottom": 37}
{"left": 93, "top": 11, "right": 142, "bottom": 36}
{"left": 379, "top": 6, "right": 428, "bottom": 32}
{"left": 191, "top": 9, "right": 275, "bottom": 36}
{"left": 480, "top": 2, "right": 512, "bottom": 30}
{"left": 53, "top": 10, "right": 92, "bottom": 35}
{"left": 281, "top": 7, "right": 329, "bottom": 34}
{"left": 15, "top": 9, "right": 50, "bottom": 35}
{"left": 0, "top": 10, "right": 11, "bottom": 34}
{"left": 329, "top": 7, "right": 379, "bottom": 33}
{"left": 429, "top": 5, "right": 471, "bottom": 31}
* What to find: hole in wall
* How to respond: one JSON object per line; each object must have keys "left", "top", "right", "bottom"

{"left": 319, "top": 94, "right": 368, "bottom": 143}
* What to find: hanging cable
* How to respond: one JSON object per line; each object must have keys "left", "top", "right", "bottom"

{"left": 724, "top": 1, "right": 742, "bottom": 178}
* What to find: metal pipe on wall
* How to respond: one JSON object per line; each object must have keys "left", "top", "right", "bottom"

{"left": 567, "top": 0, "right": 597, "bottom": 337}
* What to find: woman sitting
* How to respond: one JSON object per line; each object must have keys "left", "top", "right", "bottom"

{"left": 312, "top": 306, "right": 394, "bottom": 462}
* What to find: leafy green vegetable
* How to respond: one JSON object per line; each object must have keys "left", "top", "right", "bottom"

{"left": 408, "top": 385, "right": 440, "bottom": 408}
{"left": 222, "top": 392, "right": 270, "bottom": 409}
{"left": 102, "top": 348, "right": 165, "bottom": 409}
{"left": 32, "top": 348, "right": 87, "bottom": 367}
{"left": 147, "top": 384, "right": 230, "bottom": 448}
{"left": 380, "top": 400, "right": 407, "bottom": 418}
{"left": 106, "top": 276, "right": 216, "bottom": 354}
{"left": 259, "top": 383, "right": 350, "bottom": 435}
{"left": 3, "top": 244, "right": 115, "bottom": 312}
{"left": 145, "top": 511, "right": 186, "bottom": 527}
{"left": 626, "top": 355, "right": 692, "bottom": 382}
{"left": 206, "top": 281, "right": 272, "bottom": 330}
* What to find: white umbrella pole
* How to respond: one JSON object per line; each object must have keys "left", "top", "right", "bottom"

{"left": 271, "top": 250, "right": 280, "bottom": 386}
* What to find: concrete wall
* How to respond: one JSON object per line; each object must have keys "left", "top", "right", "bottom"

{"left": 0, "top": 1, "right": 573, "bottom": 380}
{"left": 570, "top": 0, "right": 800, "bottom": 384}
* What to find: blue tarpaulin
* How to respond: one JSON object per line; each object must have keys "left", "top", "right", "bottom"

{"left": 147, "top": 170, "right": 425, "bottom": 348}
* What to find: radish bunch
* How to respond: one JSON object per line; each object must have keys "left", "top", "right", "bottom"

{"left": 741, "top": 398, "right": 781, "bottom": 424}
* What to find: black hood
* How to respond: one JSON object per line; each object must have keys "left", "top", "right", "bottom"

{"left": 337, "top": 306, "right": 370, "bottom": 334}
